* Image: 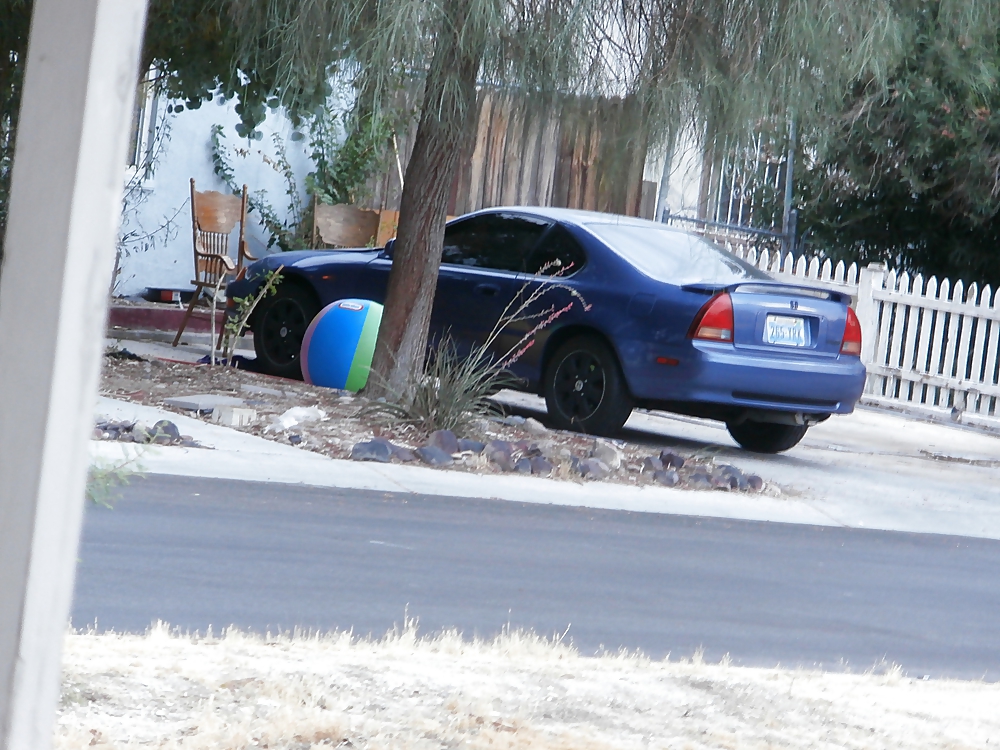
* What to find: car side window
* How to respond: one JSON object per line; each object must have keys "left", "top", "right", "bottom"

{"left": 525, "top": 225, "right": 587, "bottom": 276}
{"left": 442, "top": 214, "right": 549, "bottom": 272}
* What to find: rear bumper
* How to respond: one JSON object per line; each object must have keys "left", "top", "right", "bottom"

{"left": 626, "top": 340, "right": 867, "bottom": 416}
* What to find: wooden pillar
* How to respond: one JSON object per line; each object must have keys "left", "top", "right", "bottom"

{"left": 0, "top": 0, "right": 148, "bottom": 747}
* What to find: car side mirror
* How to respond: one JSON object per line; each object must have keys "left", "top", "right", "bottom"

{"left": 381, "top": 238, "right": 395, "bottom": 259}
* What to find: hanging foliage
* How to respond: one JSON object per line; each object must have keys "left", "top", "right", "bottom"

{"left": 225, "top": 0, "right": 909, "bottom": 399}
{"left": 306, "top": 103, "right": 391, "bottom": 208}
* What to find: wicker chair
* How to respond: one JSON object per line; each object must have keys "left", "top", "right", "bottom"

{"left": 172, "top": 179, "right": 256, "bottom": 347}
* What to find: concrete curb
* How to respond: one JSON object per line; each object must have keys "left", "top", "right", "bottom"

{"left": 91, "top": 395, "right": 1000, "bottom": 541}
{"left": 108, "top": 304, "right": 223, "bottom": 334}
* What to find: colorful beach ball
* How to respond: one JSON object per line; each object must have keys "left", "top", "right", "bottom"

{"left": 300, "top": 299, "right": 383, "bottom": 391}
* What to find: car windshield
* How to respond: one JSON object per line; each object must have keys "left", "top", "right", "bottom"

{"left": 585, "top": 222, "right": 769, "bottom": 285}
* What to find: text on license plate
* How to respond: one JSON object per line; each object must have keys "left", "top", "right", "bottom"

{"left": 765, "top": 315, "right": 807, "bottom": 347}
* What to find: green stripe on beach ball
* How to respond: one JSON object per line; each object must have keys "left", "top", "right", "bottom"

{"left": 344, "top": 303, "right": 383, "bottom": 392}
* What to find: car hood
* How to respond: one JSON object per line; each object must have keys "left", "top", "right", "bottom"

{"left": 254, "top": 248, "right": 382, "bottom": 270}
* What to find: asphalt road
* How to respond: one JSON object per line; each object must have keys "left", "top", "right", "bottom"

{"left": 73, "top": 474, "right": 1000, "bottom": 679}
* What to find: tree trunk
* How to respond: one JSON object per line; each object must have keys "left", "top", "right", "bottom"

{"left": 366, "top": 0, "right": 481, "bottom": 400}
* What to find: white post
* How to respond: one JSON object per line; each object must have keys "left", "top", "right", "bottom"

{"left": 0, "top": 0, "right": 148, "bottom": 747}
{"left": 856, "top": 261, "right": 886, "bottom": 366}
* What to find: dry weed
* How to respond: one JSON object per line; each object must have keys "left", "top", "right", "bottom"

{"left": 56, "top": 622, "right": 1000, "bottom": 749}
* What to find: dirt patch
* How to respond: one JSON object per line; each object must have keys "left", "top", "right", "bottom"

{"left": 99, "top": 352, "right": 777, "bottom": 494}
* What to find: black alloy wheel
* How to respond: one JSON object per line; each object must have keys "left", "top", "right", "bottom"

{"left": 252, "top": 283, "right": 319, "bottom": 379}
{"left": 726, "top": 420, "right": 808, "bottom": 454}
{"left": 544, "top": 335, "right": 634, "bottom": 436}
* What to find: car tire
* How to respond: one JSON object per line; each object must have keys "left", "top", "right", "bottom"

{"left": 252, "top": 281, "right": 320, "bottom": 379}
{"left": 543, "top": 335, "right": 634, "bottom": 436}
{"left": 726, "top": 420, "right": 808, "bottom": 453}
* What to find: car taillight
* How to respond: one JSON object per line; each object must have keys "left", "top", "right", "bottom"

{"left": 689, "top": 293, "right": 734, "bottom": 342}
{"left": 841, "top": 307, "right": 862, "bottom": 355}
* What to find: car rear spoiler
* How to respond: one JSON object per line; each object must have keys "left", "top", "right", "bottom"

{"left": 681, "top": 281, "right": 850, "bottom": 304}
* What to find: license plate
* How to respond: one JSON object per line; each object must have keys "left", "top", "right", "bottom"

{"left": 765, "top": 315, "right": 807, "bottom": 347}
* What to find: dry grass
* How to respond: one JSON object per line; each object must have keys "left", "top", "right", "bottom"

{"left": 57, "top": 623, "right": 1000, "bottom": 749}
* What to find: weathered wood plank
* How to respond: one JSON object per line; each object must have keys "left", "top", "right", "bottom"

{"left": 314, "top": 203, "right": 380, "bottom": 248}
{"left": 466, "top": 90, "right": 495, "bottom": 212}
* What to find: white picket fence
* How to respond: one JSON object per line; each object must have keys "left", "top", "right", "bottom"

{"left": 856, "top": 266, "right": 1000, "bottom": 432}
{"left": 714, "top": 240, "right": 1000, "bottom": 433}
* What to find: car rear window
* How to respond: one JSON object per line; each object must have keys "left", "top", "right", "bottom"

{"left": 585, "top": 222, "right": 769, "bottom": 285}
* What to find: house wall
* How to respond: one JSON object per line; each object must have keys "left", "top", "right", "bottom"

{"left": 647, "top": 121, "right": 705, "bottom": 221}
{"left": 116, "top": 86, "right": 709, "bottom": 297}
{"left": 114, "top": 93, "right": 347, "bottom": 298}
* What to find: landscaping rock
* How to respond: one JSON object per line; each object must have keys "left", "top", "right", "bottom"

{"left": 529, "top": 456, "right": 554, "bottom": 476}
{"left": 428, "top": 429, "right": 460, "bottom": 455}
{"left": 369, "top": 436, "right": 396, "bottom": 452}
{"left": 659, "top": 450, "right": 685, "bottom": 469}
{"left": 501, "top": 415, "right": 526, "bottom": 426}
{"left": 653, "top": 469, "right": 680, "bottom": 487}
{"left": 514, "top": 457, "right": 533, "bottom": 474}
{"left": 713, "top": 464, "right": 748, "bottom": 491}
{"left": 288, "top": 434, "right": 303, "bottom": 445}
{"left": 524, "top": 417, "right": 548, "bottom": 435}
{"left": 521, "top": 443, "right": 543, "bottom": 458}
{"left": 132, "top": 422, "right": 153, "bottom": 443}
{"left": 578, "top": 458, "right": 611, "bottom": 480}
{"left": 394, "top": 447, "right": 418, "bottom": 463}
{"left": 687, "top": 471, "right": 713, "bottom": 490}
{"left": 747, "top": 474, "right": 764, "bottom": 491}
{"left": 485, "top": 440, "right": 515, "bottom": 471}
{"left": 457, "top": 438, "right": 486, "bottom": 454}
{"left": 641, "top": 456, "right": 664, "bottom": 473}
{"left": 152, "top": 420, "right": 180, "bottom": 442}
{"left": 366, "top": 437, "right": 418, "bottom": 462}
{"left": 416, "top": 445, "right": 454, "bottom": 466}
{"left": 591, "top": 439, "right": 623, "bottom": 470}
{"left": 351, "top": 440, "right": 392, "bottom": 463}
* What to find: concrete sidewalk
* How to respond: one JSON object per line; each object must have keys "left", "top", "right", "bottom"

{"left": 92, "top": 394, "right": 1000, "bottom": 541}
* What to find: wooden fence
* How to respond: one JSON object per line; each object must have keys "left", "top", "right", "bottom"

{"left": 362, "top": 89, "right": 657, "bottom": 223}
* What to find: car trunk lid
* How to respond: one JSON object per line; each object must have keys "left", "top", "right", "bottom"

{"left": 727, "top": 282, "right": 850, "bottom": 357}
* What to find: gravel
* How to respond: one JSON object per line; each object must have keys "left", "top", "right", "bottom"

{"left": 100, "top": 356, "right": 778, "bottom": 495}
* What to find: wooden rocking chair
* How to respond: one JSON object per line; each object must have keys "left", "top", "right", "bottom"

{"left": 172, "top": 179, "right": 256, "bottom": 347}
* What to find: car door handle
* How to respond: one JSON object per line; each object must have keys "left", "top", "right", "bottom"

{"left": 475, "top": 283, "right": 500, "bottom": 297}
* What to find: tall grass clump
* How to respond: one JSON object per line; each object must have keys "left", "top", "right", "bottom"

{"left": 362, "top": 264, "right": 588, "bottom": 436}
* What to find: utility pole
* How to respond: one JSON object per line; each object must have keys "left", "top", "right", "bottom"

{"left": 0, "top": 0, "right": 148, "bottom": 748}
{"left": 781, "top": 117, "right": 797, "bottom": 255}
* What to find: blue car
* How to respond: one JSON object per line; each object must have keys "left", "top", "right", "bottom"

{"left": 227, "top": 207, "right": 866, "bottom": 452}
